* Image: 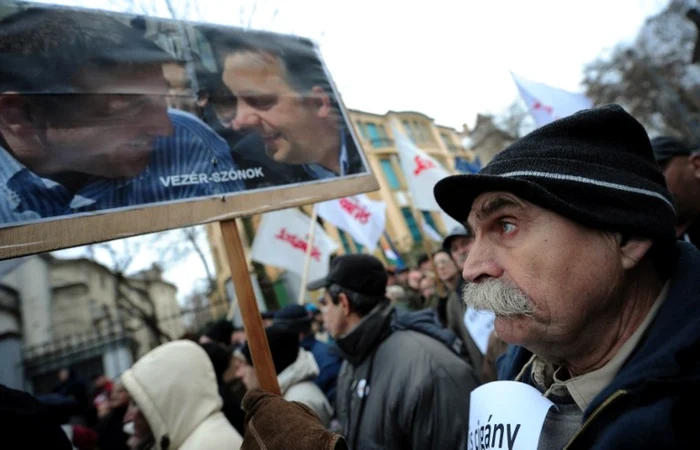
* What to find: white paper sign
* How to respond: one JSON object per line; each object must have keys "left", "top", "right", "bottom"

{"left": 468, "top": 381, "right": 554, "bottom": 450}
{"left": 464, "top": 308, "right": 496, "bottom": 354}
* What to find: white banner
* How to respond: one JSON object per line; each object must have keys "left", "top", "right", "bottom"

{"left": 511, "top": 72, "right": 593, "bottom": 127}
{"left": 393, "top": 128, "right": 452, "bottom": 212}
{"left": 464, "top": 308, "right": 496, "bottom": 355}
{"left": 316, "top": 194, "right": 386, "bottom": 252}
{"left": 250, "top": 209, "right": 338, "bottom": 282}
{"left": 468, "top": 381, "right": 554, "bottom": 450}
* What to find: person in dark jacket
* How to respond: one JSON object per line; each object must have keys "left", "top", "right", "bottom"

{"left": 441, "top": 226, "right": 488, "bottom": 379}
{"left": 273, "top": 304, "right": 342, "bottom": 405}
{"left": 201, "top": 342, "right": 246, "bottom": 435}
{"left": 95, "top": 383, "right": 130, "bottom": 450}
{"left": 651, "top": 136, "right": 700, "bottom": 247}
{"left": 434, "top": 104, "right": 700, "bottom": 449}
{"left": 307, "top": 254, "right": 479, "bottom": 450}
{"left": 1, "top": 383, "right": 73, "bottom": 449}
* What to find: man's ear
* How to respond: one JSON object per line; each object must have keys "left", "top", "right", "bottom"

{"left": 620, "top": 237, "right": 654, "bottom": 270}
{"left": 309, "top": 86, "right": 332, "bottom": 119}
{"left": 0, "top": 93, "right": 39, "bottom": 138}
{"left": 689, "top": 153, "right": 700, "bottom": 179}
{"left": 338, "top": 292, "right": 352, "bottom": 317}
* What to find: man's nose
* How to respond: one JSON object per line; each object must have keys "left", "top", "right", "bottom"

{"left": 461, "top": 239, "right": 503, "bottom": 283}
{"left": 232, "top": 103, "right": 260, "bottom": 131}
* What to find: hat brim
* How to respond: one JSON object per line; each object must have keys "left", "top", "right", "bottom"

{"left": 435, "top": 173, "right": 545, "bottom": 224}
{"left": 435, "top": 172, "right": 589, "bottom": 226}
{"left": 306, "top": 277, "right": 328, "bottom": 291}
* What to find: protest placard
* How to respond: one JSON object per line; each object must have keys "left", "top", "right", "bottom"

{"left": 468, "top": 381, "right": 554, "bottom": 450}
{"left": 0, "top": 2, "right": 377, "bottom": 260}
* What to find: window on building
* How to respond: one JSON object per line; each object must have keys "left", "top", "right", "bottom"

{"left": 419, "top": 122, "right": 435, "bottom": 143}
{"left": 380, "top": 159, "right": 401, "bottom": 189}
{"left": 365, "top": 122, "right": 387, "bottom": 148}
{"left": 377, "top": 124, "right": 389, "bottom": 141}
{"left": 354, "top": 240, "right": 364, "bottom": 253}
{"left": 422, "top": 211, "right": 438, "bottom": 232}
{"left": 402, "top": 120, "right": 415, "bottom": 141}
{"left": 401, "top": 207, "right": 422, "bottom": 243}
{"left": 440, "top": 132, "right": 453, "bottom": 149}
{"left": 356, "top": 121, "right": 369, "bottom": 140}
{"left": 338, "top": 230, "right": 353, "bottom": 254}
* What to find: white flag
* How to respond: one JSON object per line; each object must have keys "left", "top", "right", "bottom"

{"left": 393, "top": 128, "right": 464, "bottom": 231}
{"left": 393, "top": 128, "right": 452, "bottom": 212}
{"left": 316, "top": 194, "right": 386, "bottom": 252}
{"left": 511, "top": 72, "right": 593, "bottom": 127}
{"left": 250, "top": 209, "right": 338, "bottom": 282}
{"left": 421, "top": 220, "right": 443, "bottom": 243}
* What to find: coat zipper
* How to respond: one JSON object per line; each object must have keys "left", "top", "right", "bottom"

{"left": 563, "top": 389, "right": 627, "bottom": 450}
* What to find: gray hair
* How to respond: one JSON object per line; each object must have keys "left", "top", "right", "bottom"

{"left": 386, "top": 285, "right": 407, "bottom": 304}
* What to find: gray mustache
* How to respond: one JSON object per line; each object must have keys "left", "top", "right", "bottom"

{"left": 462, "top": 278, "right": 535, "bottom": 317}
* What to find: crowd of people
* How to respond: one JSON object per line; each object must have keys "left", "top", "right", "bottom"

{"left": 4, "top": 104, "right": 700, "bottom": 449}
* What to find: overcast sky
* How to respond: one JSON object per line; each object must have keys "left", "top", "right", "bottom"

{"left": 44, "top": 0, "right": 670, "bottom": 298}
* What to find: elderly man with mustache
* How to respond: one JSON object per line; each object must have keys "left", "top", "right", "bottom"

{"left": 434, "top": 104, "right": 700, "bottom": 450}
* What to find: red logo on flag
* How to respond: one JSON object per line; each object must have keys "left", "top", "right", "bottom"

{"left": 413, "top": 155, "right": 435, "bottom": 176}
{"left": 274, "top": 228, "right": 321, "bottom": 261}
{"left": 532, "top": 100, "right": 553, "bottom": 115}
{"left": 339, "top": 198, "right": 371, "bottom": 225}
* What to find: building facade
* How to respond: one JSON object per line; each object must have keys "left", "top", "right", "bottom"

{"left": 205, "top": 108, "right": 478, "bottom": 314}
{"left": 0, "top": 256, "right": 183, "bottom": 393}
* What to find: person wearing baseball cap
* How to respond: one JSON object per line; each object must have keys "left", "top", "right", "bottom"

{"left": 305, "top": 254, "right": 476, "bottom": 450}
{"left": 439, "top": 225, "right": 488, "bottom": 378}
{"left": 434, "top": 104, "right": 700, "bottom": 449}
{"left": 651, "top": 135, "right": 700, "bottom": 246}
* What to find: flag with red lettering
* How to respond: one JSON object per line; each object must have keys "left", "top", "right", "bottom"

{"left": 393, "top": 128, "right": 463, "bottom": 231}
{"left": 250, "top": 208, "right": 338, "bottom": 281}
{"left": 510, "top": 72, "right": 593, "bottom": 127}
{"left": 316, "top": 194, "right": 386, "bottom": 252}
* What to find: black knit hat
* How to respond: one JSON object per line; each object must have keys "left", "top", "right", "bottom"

{"left": 650, "top": 136, "right": 694, "bottom": 164}
{"left": 434, "top": 104, "right": 677, "bottom": 242}
{"left": 205, "top": 319, "right": 235, "bottom": 346}
{"left": 274, "top": 305, "right": 312, "bottom": 334}
{"left": 239, "top": 327, "right": 299, "bottom": 375}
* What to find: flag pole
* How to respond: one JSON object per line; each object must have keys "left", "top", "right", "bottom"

{"left": 220, "top": 219, "right": 280, "bottom": 395}
{"left": 297, "top": 206, "right": 319, "bottom": 305}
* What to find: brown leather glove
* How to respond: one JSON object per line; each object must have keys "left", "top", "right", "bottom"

{"left": 241, "top": 388, "right": 348, "bottom": 450}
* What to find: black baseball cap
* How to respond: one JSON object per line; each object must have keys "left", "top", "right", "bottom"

{"left": 307, "top": 254, "right": 387, "bottom": 297}
{"left": 442, "top": 225, "right": 470, "bottom": 252}
{"left": 650, "top": 136, "right": 694, "bottom": 164}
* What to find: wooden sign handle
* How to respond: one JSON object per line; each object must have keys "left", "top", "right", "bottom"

{"left": 220, "top": 219, "right": 281, "bottom": 395}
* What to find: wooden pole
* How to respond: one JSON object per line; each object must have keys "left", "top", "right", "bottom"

{"left": 412, "top": 207, "right": 446, "bottom": 298}
{"left": 297, "top": 207, "right": 319, "bottom": 305}
{"left": 220, "top": 219, "right": 281, "bottom": 395}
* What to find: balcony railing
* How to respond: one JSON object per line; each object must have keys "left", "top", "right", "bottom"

{"left": 369, "top": 137, "right": 395, "bottom": 148}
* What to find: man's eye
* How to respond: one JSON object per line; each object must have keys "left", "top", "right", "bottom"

{"left": 501, "top": 221, "right": 517, "bottom": 234}
{"left": 245, "top": 94, "right": 277, "bottom": 110}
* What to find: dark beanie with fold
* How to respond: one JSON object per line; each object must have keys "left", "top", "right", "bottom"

{"left": 435, "top": 104, "right": 677, "bottom": 242}
{"left": 273, "top": 305, "right": 312, "bottom": 334}
{"left": 239, "top": 327, "right": 299, "bottom": 375}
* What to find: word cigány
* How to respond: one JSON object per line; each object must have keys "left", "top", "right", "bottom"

{"left": 339, "top": 197, "right": 371, "bottom": 224}
{"left": 274, "top": 228, "right": 321, "bottom": 261}
{"left": 468, "top": 415, "right": 520, "bottom": 450}
{"left": 159, "top": 167, "right": 264, "bottom": 187}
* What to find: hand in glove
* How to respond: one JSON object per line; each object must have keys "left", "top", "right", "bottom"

{"left": 241, "top": 388, "right": 347, "bottom": 450}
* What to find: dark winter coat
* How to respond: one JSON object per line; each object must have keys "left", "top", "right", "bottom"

{"left": 335, "top": 301, "right": 480, "bottom": 450}
{"left": 497, "top": 242, "right": 700, "bottom": 449}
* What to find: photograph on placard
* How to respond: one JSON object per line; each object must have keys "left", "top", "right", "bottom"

{"left": 0, "top": 2, "right": 368, "bottom": 231}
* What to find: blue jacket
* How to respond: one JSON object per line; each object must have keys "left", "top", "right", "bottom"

{"left": 301, "top": 335, "right": 342, "bottom": 405}
{"left": 497, "top": 242, "right": 700, "bottom": 449}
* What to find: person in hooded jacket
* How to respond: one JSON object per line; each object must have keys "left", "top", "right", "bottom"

{"left": 234, "top": 327, "right": 334, "bottom": 428}
{"left": 307, "top": 254, "right": 479, "bottom": 450}
{"left": 120, "top": 340, "right": 243, "bottom": 450}
{"left": 272, "top": 304, "right": 342, "bottom": 405}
